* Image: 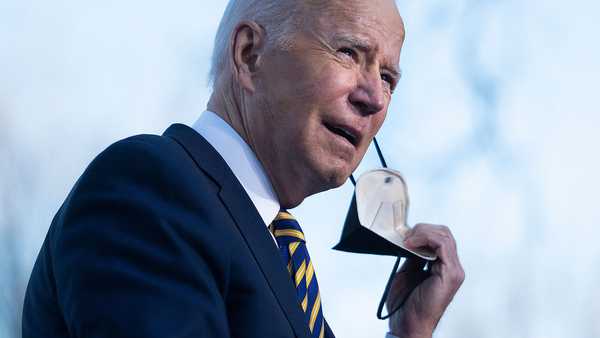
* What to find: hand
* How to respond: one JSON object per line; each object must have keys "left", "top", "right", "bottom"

{"left": 387, "top": 223, "right": 465, "bottom": 338}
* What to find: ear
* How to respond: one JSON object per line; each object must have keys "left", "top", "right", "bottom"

{"left": 230, "top": 21, "right": 265, "bottom": 93}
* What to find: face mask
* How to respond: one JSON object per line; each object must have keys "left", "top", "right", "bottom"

{"left": 333, "top": 137, "right": 437, "bottom": 319}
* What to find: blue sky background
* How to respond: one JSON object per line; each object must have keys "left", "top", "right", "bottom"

{"left": 1, "top": 1, "right": 599, "bottom": 337}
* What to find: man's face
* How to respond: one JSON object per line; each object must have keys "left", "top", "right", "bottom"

{"left": 246, "top": 0, "right": 405, "bottom": 205}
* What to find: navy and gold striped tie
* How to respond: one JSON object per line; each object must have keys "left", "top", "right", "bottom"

{"left": 270, "top": 210, "right": 327, "bottom": 338}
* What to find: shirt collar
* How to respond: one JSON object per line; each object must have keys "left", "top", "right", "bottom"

{"left": 191, "top": 110, "right": 280, "bottom": 227}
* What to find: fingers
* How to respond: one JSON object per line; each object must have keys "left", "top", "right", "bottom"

{"left": 403, "top": 223, "right": 465, "bottom": 287}
{"left": 399, "top": 256, "right": 427, "bottom": 273}
{"left": 387, "top": 257, "right": 430, "bottom": 310}
{"left": 404, "top": 223, "right": 454, "bottom": 261}
{"left": 388, "top": 225, "right": 465, "bottom": 337}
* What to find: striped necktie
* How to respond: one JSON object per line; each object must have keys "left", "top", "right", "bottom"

{"left": 270, "top": 210, "right": 327, "bottom": 338}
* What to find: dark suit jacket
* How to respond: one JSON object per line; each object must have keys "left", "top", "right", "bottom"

{"left": 23, "top": 124, "right": 335, "bottom": 338}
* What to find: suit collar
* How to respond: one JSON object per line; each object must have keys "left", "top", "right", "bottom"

{"left": 191, "top": 111, "right": 280, "bottom": 227}
{"left": 163, "top": 123, "right": 311, "bottom": 338}
{"left": 164, "top": 123, "right": 227, "bottom": 185}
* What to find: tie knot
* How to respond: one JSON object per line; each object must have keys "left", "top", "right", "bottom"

{"left": 270, "top": 210, "right": 305, "bottom": 244}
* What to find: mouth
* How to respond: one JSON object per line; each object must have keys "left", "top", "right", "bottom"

{"left": 324, "top": 122, "right": 359, "bottom": 147}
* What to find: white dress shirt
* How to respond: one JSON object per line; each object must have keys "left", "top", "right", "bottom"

{"left": 192, "top": 111, "right": 280, "bottom": 228}
{"left": 191, "top": 110, "right": 399, "bottom": 338}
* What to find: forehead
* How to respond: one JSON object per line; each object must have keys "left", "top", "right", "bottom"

{"left": 305, "top": 0, "right": 405, "bottom": 54}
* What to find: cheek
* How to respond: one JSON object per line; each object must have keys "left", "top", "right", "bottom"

{"left": 355, "top": 110, "right": 388, "bottom": 158}
{"left": 310, "top": 64, "right": 357, "bottom": 102}
{"left": 264, "top": 49, "right": 357, "bottom": 110}
{"left": 373, "top": 110, "right": 387, "bottom": 131}
{"left": 369, "top": 112, "right": 388, "bottom": 148}
{"left": 281, "top": 50, "right": 357, "bottom": 104}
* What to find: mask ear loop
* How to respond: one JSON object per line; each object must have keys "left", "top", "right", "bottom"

{"left": 377, "top": 255, "right": 403, "bottom": 319}
{"left": 373, "top": 137, "right": 388, "bottom": 168}
{"left": 349, "top": 137, "right": 387, "bottom": 186}
{"left": 348, "top": 137, "right": 407, "bottom": 320}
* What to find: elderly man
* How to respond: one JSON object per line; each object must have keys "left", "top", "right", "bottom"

{"left": 23, "top": 0, "right": 464, "bottom": 337}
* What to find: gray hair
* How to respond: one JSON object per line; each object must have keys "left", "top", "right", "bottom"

{"left": 209, "top": 0, "right": 307, "bottom": 86}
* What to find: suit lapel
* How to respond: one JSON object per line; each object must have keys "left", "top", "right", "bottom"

{"left": 164, "top": 124, "right": 311, "bottom": 338}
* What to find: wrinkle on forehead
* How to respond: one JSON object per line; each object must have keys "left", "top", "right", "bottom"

{"left": 289, "top": 0, "right": 404, "bottom": 75}
{"left": 299, "top": 0, "right": 405, "bottom": 49}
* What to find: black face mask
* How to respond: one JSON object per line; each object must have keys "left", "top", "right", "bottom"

{"left": 333, "top": 138, "right": 436, "bottom": 319}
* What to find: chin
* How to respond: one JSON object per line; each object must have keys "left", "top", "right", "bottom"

{"left": 302, "top": 147, "right": 356, "bottom": 195}
{"left": 328, "top": 175, "right": 348, "bottom": 190}
{"left": 321, "top": 163, "right": 353, "bottom": 190}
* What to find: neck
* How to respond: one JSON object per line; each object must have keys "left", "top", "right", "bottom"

{"left": 207, "top": 83, "right": 308, "bottom": 209}
{"left": 207, "top": 80, "right": 248, "bottom": 143}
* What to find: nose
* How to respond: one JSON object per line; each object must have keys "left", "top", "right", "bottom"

{"left": 348, "top": 69, "right": 386, "bottom": 116}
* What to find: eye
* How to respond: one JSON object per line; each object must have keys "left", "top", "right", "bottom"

{"left": 337, "top": 47, "right": 357, "bottom": 60}
{"left": 381, "top": 73, "right": 396, "bottom": 89}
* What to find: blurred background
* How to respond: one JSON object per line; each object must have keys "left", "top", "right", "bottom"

{"left": 1, "top": 0, "right": 599, "bottom": 337}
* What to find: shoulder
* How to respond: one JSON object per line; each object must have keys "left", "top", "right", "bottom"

{"left": 55, "top": 131, "right": 231, "bottom": 249}
{"left": 32, "top": 134, "right": 237, "bottom": 337}
{"left": 86, "top": 133, "right": 193, "bottom": 181}
{"left": 52, "top": 131, "right": 234, "bottom": 279}
{"left": 71, "top": 132, "right": 218, "bottom": 199}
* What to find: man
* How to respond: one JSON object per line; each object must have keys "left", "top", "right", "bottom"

{"left": 23, "top": 0, "right": 464, "bottom": 337}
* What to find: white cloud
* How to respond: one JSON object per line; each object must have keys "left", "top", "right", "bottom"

{"left": 2, "top": 0, "right": 600, "bottom": 337}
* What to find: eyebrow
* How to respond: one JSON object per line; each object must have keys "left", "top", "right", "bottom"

{"left": 333, "top": 33, "right": 376, "bottom": 54}
{"left": 388, "top": 67, "right": 402, "bottom": 80}
{"left": 333, "top": 33, "right": 402, "bottom": 79}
